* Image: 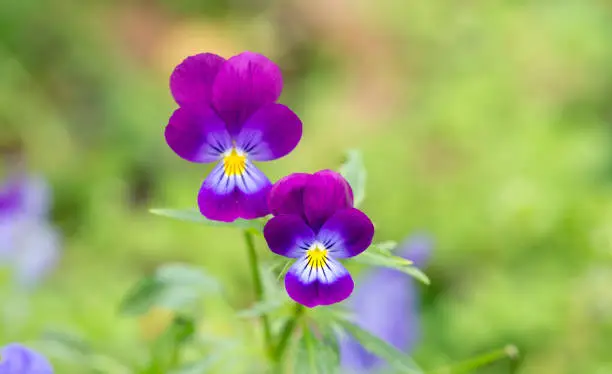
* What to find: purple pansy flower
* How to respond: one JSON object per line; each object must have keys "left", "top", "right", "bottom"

{"left": 0, "top": 343, "right": 54, "bottom": 373}
{"left": 263, "top": 170, "right": 374, "bottom": 307}
{"left": 165, "top": 51, "right": 303, "bottom": 222}
{"left": 340, "top": 235, "right": 432, "bottom": 372}
{"left": 0, "top": 174, "right": 60, "bottom": 289}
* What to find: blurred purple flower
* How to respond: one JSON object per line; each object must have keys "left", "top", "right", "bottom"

{"left": 165, "top": 51, "right": 303, "bottom": 222}
{"left": 263, "top": 171, "right": 374, "bottom": 307}
{"left": 0, "top": 343, "right": 53, "bottom": 374}
{"left": 0, "top": 174, "right": 60, "bottom": 289}
{"left": 340, "top": 234, "right": 432, "bottom": 373}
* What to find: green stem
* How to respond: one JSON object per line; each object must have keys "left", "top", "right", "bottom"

{"left": 428, "top": 345, "right": 519, "bottom": 374}
{"left": 243, "top": 230, "right": 273, "bottom": 358}
{"left": 274, "top": 303, "right": 305, "bottom": 361}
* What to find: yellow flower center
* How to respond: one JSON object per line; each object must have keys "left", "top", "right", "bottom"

{"left": 223, "top": 148, "right": 247, "bottom": 176}
{"left": 306, "top": 244, "right": 328, "bottom": 269}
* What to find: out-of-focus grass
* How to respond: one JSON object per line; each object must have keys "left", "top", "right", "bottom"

{"left": 1, "top": 0, "right": 612, "bottom": 373}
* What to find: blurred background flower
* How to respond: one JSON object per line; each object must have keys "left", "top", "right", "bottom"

{"left": 0, "top": 169, "right": 60, "bottom": 289}
{"left": 340, "top": 235, "right": 431, "bottom": 373}
{"left": 0, "top": 343, "right": 54, "bottom": 373}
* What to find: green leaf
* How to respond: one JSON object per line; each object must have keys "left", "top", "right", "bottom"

{"left": 355, "top": 247, "right": 430, "bottom": 285}
{"left": 150, "top": 208, "right": 264, "bottom": 233}
{"left": 373, "top": 240, "right": 398, "bottom": 253}
{"left": 334, "top": 319, "right": 424, "bottom": 374}
{"left": 119, "top": 263, "right": 221, "bottom": 316}
{"left": 168, "top": 340, "right": 237, "bottom": 374}
{"left": 236, "top": 299, "right": 286, "bottom": 319}
{"left": 294, "top": 324, "right": 339, "bottom": 374}
{"left": 36, "top": 330, "right": 131, "bottom": 374}
{"left": 339, "top": 150, "right": 366, "bottom": 207}
{"left": 146, "top": 315, "right": 198, "bottom": 373}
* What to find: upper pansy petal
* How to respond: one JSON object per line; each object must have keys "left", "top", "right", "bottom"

{"left": 318, "top": 208, "right": 374, "bottom": 258}
{"left": 268, "top": 173, "right": 310, "bottom": 217}
{"left": 303, "top": 170, "right": 354, "bottom": 232}
{"left": 198, "top": 161, "right": 271, "bottom": 222}
{"left": 170, "top": 53, "right": 225, "bottom": 107}
{"left": 235, "top": 104, "right": 302, "bottom": 161}
{"left": 165, "top": 107, "right": 232, "bottom": 163}
{"left": 264, "top": 215, "right": 314, "bottom": 258}
{"left": 212, "top": 52, "right": 283, "bottom": 135}
{"left": 285, "top": 256, "right": 354, "bottom": 308}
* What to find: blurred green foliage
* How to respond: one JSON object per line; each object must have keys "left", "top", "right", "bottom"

{"left": 1, "top": 0, "right": 612, "bottom": 373}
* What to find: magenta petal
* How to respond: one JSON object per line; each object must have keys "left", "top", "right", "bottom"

{"left": 170, "top": 53, "right": 226, "bottom": 107}
{"left": 268, "top": 173, "right": 310, "bottom": 217}
{"left": 165, "top": 107, "right": 231, "bottom": 163}
{"left": 235, "top": 104, "right": 302, "bottom": 161}
{"left": 285, "top": 256, "right": 354, "bottom": 308}
{"left": 197, "top": 162, "right": 271, "bottom": 222}
{"left": 303, "top": 170, "right": 354, "bottom": 232}
{"left": 318, "top": 208, "right": 374, "bottom": 258}
{"left": 212, "top": 52, "right": 283, "bottom": 135}
{"left": 264, "top": 215, "right": 314, "bottom": 258}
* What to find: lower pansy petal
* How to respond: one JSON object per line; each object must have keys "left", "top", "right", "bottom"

{"left": 198, "top": 161, "right": 271, "bottom": 222}
{"left": 285, "top": 256, "right": 354, "bottom": 308}
{"left": 165, "top": 107, "right": 232, "bottom": 163}
{"left": 264, "top": 215, "right": 314, "bottom": 258}
{"left": 318, "top": 208, "right": 374, "bottom": 258}
{"left": 198, "top": 162, "right": 240, "bottom": 222}
{"left": 235, "top": 104, "right": 302, "bottom": 161}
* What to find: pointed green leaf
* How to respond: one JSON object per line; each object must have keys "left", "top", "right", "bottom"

{"left": 334, "top": 319, "right": 423, "bottom": 374}
{"left": 150, "top": 208, "right": 264, "bottom": 233}
{"left": 236, "top": 299, "right": 286, "bottom": 319}
{"left": 294, "top": 325, "right": 339, "bottom": 374}
{"left": 355, "top": 249, "right": 430, "bottom": 285}
{"left": 339, "top": 150, "right": 366, "bottom": 207}
{"left": 119, "top": 263, "right": 221, "bottom": 316}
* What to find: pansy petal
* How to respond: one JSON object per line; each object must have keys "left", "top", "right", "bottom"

{"left": 170, "top": 53, "right": 225, "bottom": 107}
{"left": 235, "top": 104, "right": 302, "bottom": 161}
{"left": 303, "top": 170, "right": 354, "bottom": 232}
{"left": 165, "top": 107, "right": 232, "bottom": 163}
{"left": 285, "top": 256, "right": 354, "bottom": 308}
{"left": 318, "top": 208, "right": 374, "bottom": 258}
{"left": 212, "top": 52, "right": 283, "bottom": 135}
{"left": 198, "top": 162, "right": 239, "bottom": 222}
{"left": 235, "top": 162, "right": 272, "bottom": 220}
{"left": 198, "top": 161, "right": 271, "bottom": 222}
{"left": 264, "top": 215, "right": 314, "bottom": 258}
{"left": 268, "top": 173, "right": 310, "bottom": 217}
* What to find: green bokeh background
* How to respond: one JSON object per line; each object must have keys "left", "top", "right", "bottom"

{"left": 1, "top": 0, "right": 612, "bottom": 373}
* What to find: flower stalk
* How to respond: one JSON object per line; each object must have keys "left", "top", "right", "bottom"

{"left": 273, "top": 303, "right": 305, "bottom": 361}
{"left": 243, "top": 229, "right": 274, "bottom": 359}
